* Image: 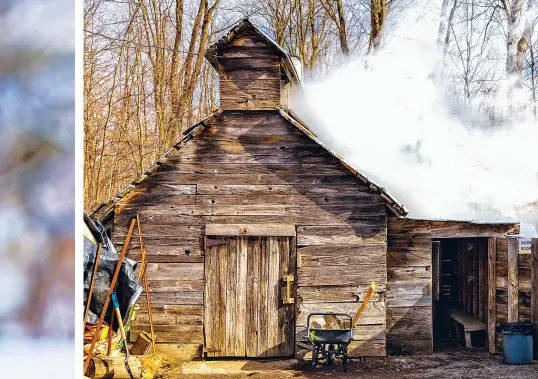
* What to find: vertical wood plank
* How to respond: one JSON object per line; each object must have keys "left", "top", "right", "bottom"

{"left": 531, "top": 238, "right": 538, "bottom": 359}
{"left": 225, "top": 238, "right": 238, "bottom": 356}
{"left": 277, "top": 237, "right": 293, "bottom": 356}
{"left": 267, "top": 236, "right": 280, "bottom": 356}
{"left": 461, "top": 240, "right": 468, "bottom": 313}
{"left": 235, "top": 237, "right": 248, "bottom": 356}
{"left": 487, "top": 237, "right": 496, "bottom": 354}
{"left": 204, "top": 240, "right": 228, "bottom": 357}
{"left": 464, "top": 243, "right": 473, "bottom": 315}
{"left": 479, "top": 242, "right": 486, "bottom": 323}
{"left": 203, "top": 243, "right": 216, "bottom": 356}
{"left": 432, "top": 241, "right": 440, "bottom": 302}
{"left": 245, "top": 237, "right": 260, "bottom": 357}
{"left": 215, "top": 242, "right": 228, "bottom": 357}
{"left": 473, "top": 243, "right": 479, "bottom": 319}
{"left": 458, "top": 240, "right": 464, "bottom": 309}
{"left": 507, "top": 238, "right": 519, "bottom": 323}
{"left": 257, "top": 237, "right": 269, "bottom": 357}
{"left": 289, "top": 236, "right": 297, "bottom": 358}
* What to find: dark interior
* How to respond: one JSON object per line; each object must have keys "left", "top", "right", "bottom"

{"left": 433, "top": 238, "right": 489, "bottom": 349}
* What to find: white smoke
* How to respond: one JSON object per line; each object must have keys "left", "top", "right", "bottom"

{"left": 292, "top": 2, "right": 538, "bottom": 229}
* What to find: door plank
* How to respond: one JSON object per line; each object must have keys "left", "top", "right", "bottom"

{"left": 204, "top": 243, "right": 216, "bottom": 356}
{"left": 246, "top": 237, "right": 260, "bottom": 356}
{"left": 267, "top": 237, "right": 281, "bottom": 356}
{"left": 215, "top": 242, "right": 228, "bottom": 357}
{"left": 257, "top": 237, "right": 269, "bottom": 356}
{"left": 225, "top": 238, "right": 238, "bottom": 356}
{"left": 235, "top": 238, "right": 248, "bottom": 356}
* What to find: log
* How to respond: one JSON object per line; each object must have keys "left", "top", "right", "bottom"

{"left": 87, "top": 356, "right": 142, "bottom": 379}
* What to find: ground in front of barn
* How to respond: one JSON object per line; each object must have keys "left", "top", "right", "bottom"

{"left": 160, "top": 345, "right": 538, "bottom": 379}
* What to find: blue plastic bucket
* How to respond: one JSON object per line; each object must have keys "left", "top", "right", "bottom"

{"left": 501, "top": 323, "right": 534, "bottom": 365}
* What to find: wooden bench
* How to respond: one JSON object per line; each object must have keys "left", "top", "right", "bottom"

{"left": 447, "top": 309, "right": 486, "bottom": 348}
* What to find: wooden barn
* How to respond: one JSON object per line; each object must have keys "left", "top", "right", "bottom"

{"left": 90, "top": 19, "right": 538, "bottom": 360}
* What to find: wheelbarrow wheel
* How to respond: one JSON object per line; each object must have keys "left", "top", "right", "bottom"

{"left": 327, "top": 344, "right": 335, "bottom": 366}
{"left": 311, "top": 346, "right": 318, "bottom": 370}
{"left": 341, "top": 345, "right": 348, "bottom": 372}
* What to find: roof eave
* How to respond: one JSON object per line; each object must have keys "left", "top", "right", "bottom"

{"left": 88, "top": 109, "right": 222, "bottom": 223}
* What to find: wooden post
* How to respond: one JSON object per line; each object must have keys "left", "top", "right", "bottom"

{"left": 461, "top": 240, "right": 468, "bottom": 313}
{"left": 432, "top": 241, "right": 440, "bottom": 302}
{"left": 487, "top": 237, "right": 496, "bottom": 354}
{"left": 473, "top": 244, "right": 479, "bottom": 319}
{"left": 507, "top": 238, "right": 519, "bottom": 323}
{"left": 531, "top": 238, "right": 538, "bottom": 359}
{"left": 83, "top": 219, "right": 136, "bottom": 374}
{"left": 479, "top": 243, "right": 486, "bottom": 323}
{"left": 465, "top": 243, "right": 468, "bottom": 315}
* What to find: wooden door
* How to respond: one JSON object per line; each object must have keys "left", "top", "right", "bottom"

{"left": 204, "top": 236, "right": 296, "bottom": 357}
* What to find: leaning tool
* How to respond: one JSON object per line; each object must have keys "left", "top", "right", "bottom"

{"left": 83, "top": 218, "right": 136, "bottom": 374}
{"left": 112, "top": 292, "right": 135, "bottom": 379}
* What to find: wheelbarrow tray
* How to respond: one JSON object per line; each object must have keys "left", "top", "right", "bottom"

{"left": 309, "top": 328, "right": 353, "bottom": 345}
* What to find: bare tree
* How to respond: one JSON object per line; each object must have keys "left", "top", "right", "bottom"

{"left": 321, "top": 0, "right": 350, "bottom": 55}
{"left": 368, "top": 0, "right": 387, "bottom": 53}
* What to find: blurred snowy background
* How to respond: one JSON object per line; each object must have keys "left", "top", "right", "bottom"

{"left": 0, "top": 0, "right": 75, "bottom": 377}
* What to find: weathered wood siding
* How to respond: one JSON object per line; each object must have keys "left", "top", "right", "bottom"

{"left": 386, "top": 218, "right": 433, "bottom": 355}
{"left": 218, "top": 29, "right": 282, "bottom": 110}
{"left": 113, "top": 111, "right": 388, "bottom": 358}
{"left": 492, "top": 237, "right": 535, "bottom": 353}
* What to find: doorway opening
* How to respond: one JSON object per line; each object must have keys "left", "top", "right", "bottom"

{"left": 432, "top": 238, "right": 489, "bottom": 350}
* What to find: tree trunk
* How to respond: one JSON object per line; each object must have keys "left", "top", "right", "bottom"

{"left": 335, "top": 0, "right": 349, "bottom": 55}
{"left": 436, "top": 0, "right": 458, "bottom": 82}
{"left": 504, "top": 0, "right": 528, "bottom": 84}
{"left": 169, "top": 0, "right": 184, "bottom": 141}
{"left": 369, "top": 0, "right": 387, "bottom": 54}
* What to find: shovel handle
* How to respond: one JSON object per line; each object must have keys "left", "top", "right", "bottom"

{"left": 111, "top": 292, "right": 127, "bottom": 341}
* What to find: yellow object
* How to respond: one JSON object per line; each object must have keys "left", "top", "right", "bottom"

{"left": 352, "top": 281, "right": 377, "bottom": 328}
{"left": 99, "top": 325, "right": 109, "bottom": 340}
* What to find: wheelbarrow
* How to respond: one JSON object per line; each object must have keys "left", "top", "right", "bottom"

{"left": 306, "top": 281, "right": 377, "bottom": 372}
{"left": 307, "top": 313, "right": 353, "bottom": 371}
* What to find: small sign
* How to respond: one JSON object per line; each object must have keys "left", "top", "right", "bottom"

{"left": 519, "top": 238, "right": 532, "bottom": 255}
